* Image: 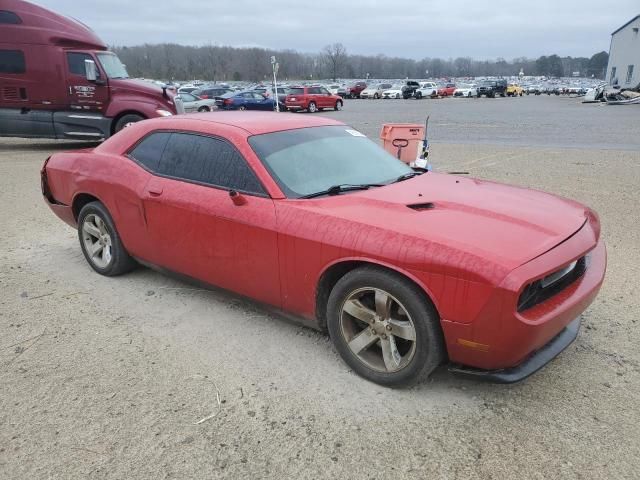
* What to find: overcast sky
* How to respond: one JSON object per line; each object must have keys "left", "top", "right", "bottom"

{"left": 36, "top": 1, "right": 638, "bottom": 59}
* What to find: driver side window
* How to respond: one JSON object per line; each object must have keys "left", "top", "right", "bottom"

{"left": 67, "top": 52, "right": 100, "bottom": 78}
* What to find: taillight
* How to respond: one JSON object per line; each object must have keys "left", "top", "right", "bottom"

{"left": 200, "top": 94, "right": 209, "bottom": 99}
{"left": 224, "top": 98, "right": 234, "bottom": 105}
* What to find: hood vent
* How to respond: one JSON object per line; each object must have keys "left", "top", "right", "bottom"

{"left": 407, "top": 202, "right": 435, "bottom": 211}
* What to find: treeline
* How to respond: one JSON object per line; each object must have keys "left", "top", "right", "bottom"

{"left": 112, "top": 43, "right": 609, "bottom": 82}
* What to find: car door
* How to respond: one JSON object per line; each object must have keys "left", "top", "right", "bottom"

{"left": 65, "top": 51, "right": 110, "bottom": 113}
{"left": 318, "top": 87, "right": 333, "bottom": 108}
{"left": 179, "top": 92, "right": 197, "bottom": 112}
{"left": 141, "top": 131, "right": 281, "bottom": 307}
{"left": 252, "top": 92, "right": 274, "bottom": 110}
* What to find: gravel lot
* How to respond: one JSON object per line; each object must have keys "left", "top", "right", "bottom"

{"left": 1, "top": 96, "right": 639, "bottom": 479}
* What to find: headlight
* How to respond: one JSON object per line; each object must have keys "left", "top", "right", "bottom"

{"left": 155, "top": 109, "right": 173, "bottom": 117}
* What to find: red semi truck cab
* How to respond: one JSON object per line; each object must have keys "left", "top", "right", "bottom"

{"left": 0, "top": 0, "right": 179, "bottom": 140}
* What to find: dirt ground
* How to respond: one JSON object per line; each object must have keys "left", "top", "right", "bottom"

{"left": 1, "top": 96, "right": 639, "bottom": 479}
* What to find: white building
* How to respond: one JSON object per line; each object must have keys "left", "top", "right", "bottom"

{"left": 606, "top": 14, "right": 640, "bottom": 88}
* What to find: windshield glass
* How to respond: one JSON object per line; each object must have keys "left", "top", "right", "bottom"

{"left": 249, "top": 126, "right": 412, "bottom": 198}
{"left": 97, "top": 52, "right": 129, "bottom": 79}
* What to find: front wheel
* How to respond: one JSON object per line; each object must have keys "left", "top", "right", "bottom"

{"left": 197, "top": 106, "right": 210, "bottom": 112}
{"left": 78, "top": 201, "right": 136, "bottom": 276}
{"left": 307, "top": 102, "right": 317, "bottom": 113}
{"left": 327, "top": 267, "right": 445, "bottom": 387}
{"left": 114, "top": 113, "right": 144, "bottom": 134}
{"left": 415, "top": 92, "right": 422, "bottom": 99}
{"left": 334, "top": 100, "right": 343, "bottom": 111}
{"left": 238, "top": 105, "right": 247, "bottom": 111}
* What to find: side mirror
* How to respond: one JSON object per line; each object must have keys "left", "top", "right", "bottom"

{"left": 84, "top": 59, "right": 98, "bottom": 82}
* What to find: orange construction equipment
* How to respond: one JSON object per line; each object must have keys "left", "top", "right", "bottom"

{"left": 379, "top": 123, "right": 425, "bottom": 164}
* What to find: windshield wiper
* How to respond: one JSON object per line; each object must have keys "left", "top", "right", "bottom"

{"left": 394, "top": 170, "right": 425, "bottom": 183}
{"left": 300, "top": 183, "right": 383, "bottom": 199}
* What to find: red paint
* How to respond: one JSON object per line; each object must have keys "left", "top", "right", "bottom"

{"left": 42, "top": 111, "right": 607, "bottom": 371}
{"left": 284, "top": 86, "right": 343, "bottom": 111}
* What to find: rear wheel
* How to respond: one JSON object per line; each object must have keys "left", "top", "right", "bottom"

{"left": 78, "top": 201, "right": 136, "bottom": 276}
{"left": 239, "top": 105, "right": 247, "bottom": 111}
{"left": 114, "top": 113, "right": 144, "bottom": 134}
{"left": 307, "top": 102, "right": 317, "bottom": 113}
{"left": 327, "top": 267, "right": 445, "bottom": 387}
{"left": 197, "top": 106, "right": 210, "bottom": 112}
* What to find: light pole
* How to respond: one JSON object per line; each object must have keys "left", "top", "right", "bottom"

{"left": 271, "top": 56, "right": 280, "bottom": 112}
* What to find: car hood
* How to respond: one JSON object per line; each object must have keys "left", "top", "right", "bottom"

{"left": 291, "top": 172, "right": 588, "bottom": 270}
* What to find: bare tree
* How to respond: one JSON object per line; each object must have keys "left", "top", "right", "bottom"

{"left": 322, "top": 43, "right": 347, "bottom": 81}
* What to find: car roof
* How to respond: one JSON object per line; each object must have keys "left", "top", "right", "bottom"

{"left": 160, "top": 111, "right": 345, "bottom": 135}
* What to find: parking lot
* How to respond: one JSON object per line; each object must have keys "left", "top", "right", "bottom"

{"left": 1, "top": 96, "right": 639, "bottom": 479}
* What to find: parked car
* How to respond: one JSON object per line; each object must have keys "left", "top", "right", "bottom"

{"left": 506, "top": 84, "right": 524, "bottom": 97}
{"left": 325, "top": 84, "right": 341, "bottom": 95}
{"left": 360, "top": 83, "right": 393, "bottom": 99}
{"left": 0, "top": 0, "right": 178, "bottom": 140}
{"left": 382, "top": 85, "right": 404, "bottom": 99}
{"left": 437, "top": 83, "right": 457, "bottom": 97}
{"left": 178, "top": 85, "right": 199, "bottom": 94}
{"left": 453, "top": 84, "right": 478, "bottom": 98}
{"left": 176, "top": 92, "right": 216, "bottom": 112}
{"left": 477, "top": 79, "right": 508, "bottom": 98}
{"left": 337, "top": 86, "right": 349, "bottom": 98}
{"left": 402, "top": 81, "right": 421, "bottom": 99}
{"left": 414, "top": 82, "right": 438, "bottom": 99}
{"left": 215, "top": 91, "right": 279, "bottom": 111}
{"left": 526, "top": 85, "right": 543, "bottom": 95}
{"left": 41, "top": 112, "right": 606, "bottom": 387}
{"left": 284, "top": 86, "right": 343, "bottom": 113}
{"left": 191, "top": 86, "right": 234, "bottom": 99}
{"left": 346, "top": 81, "right": 367, "bottom": 98}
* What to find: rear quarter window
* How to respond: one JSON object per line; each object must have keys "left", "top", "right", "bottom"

{"left": 128, "top": 132, "right": 171, "bottom": 172}
{"left": 288, "top": 88, "right": 304, "bottom": 95}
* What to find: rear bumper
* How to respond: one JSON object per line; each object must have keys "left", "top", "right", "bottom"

{"left": 449, "top": 317, "right": 580, "bottom": 383}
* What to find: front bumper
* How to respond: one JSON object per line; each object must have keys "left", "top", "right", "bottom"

{"left": 439, "top": 219, "right": 606, "bottom": 375}
{"left": 449, "top": 317, "right": 580, "bottom": 383}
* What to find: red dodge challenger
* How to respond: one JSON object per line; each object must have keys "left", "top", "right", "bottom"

{"left": 41, "top": 112, "right": 606, "bottom": 387}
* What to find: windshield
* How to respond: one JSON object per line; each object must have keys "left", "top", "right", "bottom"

{"left": 97, "top": 52, "right": 129, "bottom": 79}
{"left": 248, "top": 126, "right": 412, "bottom": 198}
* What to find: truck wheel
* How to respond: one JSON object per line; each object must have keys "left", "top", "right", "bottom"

{"left": 114, "top": 114, "right": 144, "bottom": 133}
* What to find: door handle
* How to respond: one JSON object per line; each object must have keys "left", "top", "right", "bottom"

{"left": 148, "top": 187, "right": 163, "bottom": 196}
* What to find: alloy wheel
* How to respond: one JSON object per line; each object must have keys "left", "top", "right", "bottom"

{"left": 81, "top": 214, "right": 113, "bottom": 269}
{"left": 339, "top": 287, "right": 417, "bottom": 373}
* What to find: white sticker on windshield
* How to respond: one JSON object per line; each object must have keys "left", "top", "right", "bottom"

{"left": 345, "top": 129, "right": 365, "bottom": 137}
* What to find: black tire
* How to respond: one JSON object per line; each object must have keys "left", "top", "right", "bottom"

{"left": 374, "top": 93, "right": 380, "bottom": 99}
{"left": 114, "top": 114, "right": 144, "bottom": 134}
{"left": 334, "top": 100, "right": 343, "bottom": 111}
{"left": 415, "top": 91, "right": 422, "bottom": 99}
{"left": 307, "top": 101, "right": 317, "bottom": 113}
{"left": 239, "top": 105, "right": 247, "bottom": 111}
{"left": 327, "top": 266, "right": 445, "bottom": 387}
{"left": 197, "top": 106, "right": 210, "bottom": 112}
{"left": 78, "top": 201, "right": 136, "bottom": 277}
